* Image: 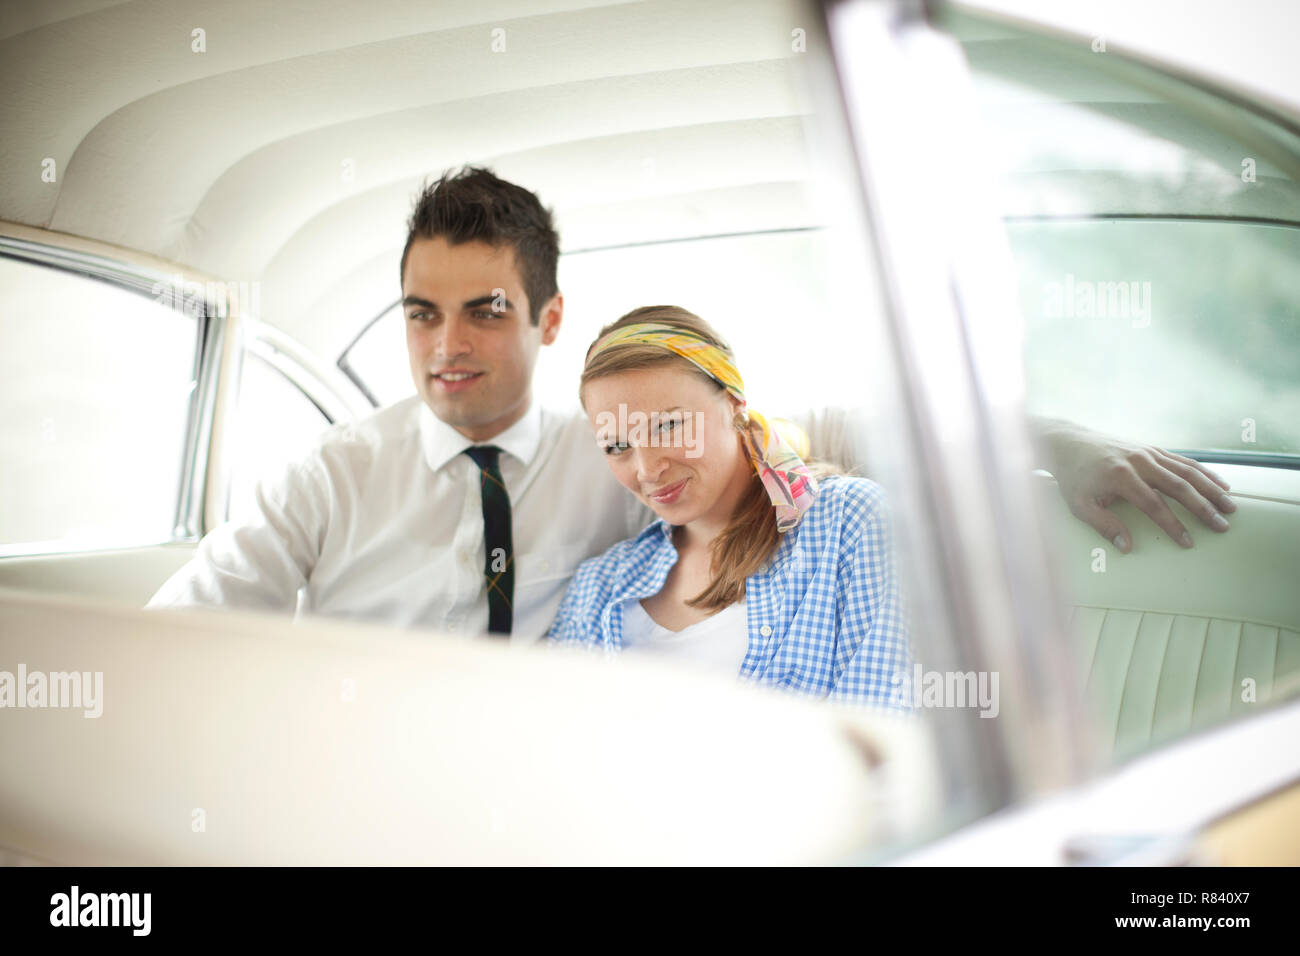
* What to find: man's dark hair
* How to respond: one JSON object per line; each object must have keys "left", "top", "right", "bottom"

{"left": 400, "top": 166, "right": 560, "bottom": 326}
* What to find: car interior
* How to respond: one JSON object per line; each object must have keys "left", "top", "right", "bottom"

{"left": 1, "top": 0, "right": 1297, "bottom": 863}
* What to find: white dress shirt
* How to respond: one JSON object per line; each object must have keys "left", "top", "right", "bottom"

{"left": 148, "top": 395, "right": 651, "bottom": 643}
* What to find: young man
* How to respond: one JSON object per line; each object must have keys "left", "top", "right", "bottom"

{"left": 148, "top": 167, "right": 1237, "bottom": 640}
{"left": 149, "top": 168, "right": 647, "bottom": 640}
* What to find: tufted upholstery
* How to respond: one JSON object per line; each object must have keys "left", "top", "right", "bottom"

{"left": 1039, "top": 467, "right": 1300, "bottom": 761}
{"left": 1069, "top": 607, "right": 1300, "bottom": 760}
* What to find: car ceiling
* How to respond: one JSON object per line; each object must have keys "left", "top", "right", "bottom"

{"left": 0, "top": 0, "right": 818, "bottom": 356}
{"left": 3, "top": 0, "right": 1299, "bottom": 360}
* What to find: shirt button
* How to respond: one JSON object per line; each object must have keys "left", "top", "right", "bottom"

{"left": 759, "top": 625, "right": 773, "bottom": 637}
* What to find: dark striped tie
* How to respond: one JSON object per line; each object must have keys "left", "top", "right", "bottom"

{"left": 463, "top": 445, "right": 514, "bottom": 636}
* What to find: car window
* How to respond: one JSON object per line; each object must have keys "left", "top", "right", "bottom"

{"left": 951, "top": 11, "right": 1300, "bottom": 459}
{"left": 338, "top": 300, "right": 407, "bottom": 408}
{"left": 944, "top": 9, "right": 1300, "bottom": 767}
{"left": 1009, "top": 219, "right": 1300, "bottom": 455}
{"left": 0, "top": 255, "right": 199, "bottom": 555}
{"left": 341, "top": 230, "right": 863, "bottom": 416}
{"left": 225, "top": 350, "right": 333, "bottom": 525}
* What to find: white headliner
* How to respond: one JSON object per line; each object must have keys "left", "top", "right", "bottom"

{"left": 3, "top": 0, "right": 1297, "bottom": 357}
{"left": 0, "top": 0, "right": 816, "bottom": 352}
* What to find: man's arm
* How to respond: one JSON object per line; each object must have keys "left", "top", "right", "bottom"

{"left": 146, "top": 455, "right": 328, "bottom": 611}
{"left": 790, "top": 405, "right": 1234, "bottom": 551}
{"left": 1030, "top": 417, "right": 1235, "bottom": 554}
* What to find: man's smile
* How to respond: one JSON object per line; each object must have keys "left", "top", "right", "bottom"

{"left": 431, "top": 369, "right": 486, "bottom": 392}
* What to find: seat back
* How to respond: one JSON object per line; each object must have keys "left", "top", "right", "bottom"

{"left": 1037, "top": 472, "right": 1300, "bottom": 760}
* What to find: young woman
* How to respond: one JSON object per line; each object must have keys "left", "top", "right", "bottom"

{"left": 546, "top": 305, "right": 910, "bottom": 709}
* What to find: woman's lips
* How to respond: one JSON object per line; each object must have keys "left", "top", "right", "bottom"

{"left": 648, "top": 478, "right": 688, "bottom": 505}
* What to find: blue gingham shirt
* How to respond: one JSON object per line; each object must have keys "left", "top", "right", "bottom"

{"left": 546, "top": 476, "right": 912, "bottom": 709}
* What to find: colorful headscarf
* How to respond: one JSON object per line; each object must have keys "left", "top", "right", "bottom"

{"left": 586, "top": 322, "right": 819, "bottom": 532}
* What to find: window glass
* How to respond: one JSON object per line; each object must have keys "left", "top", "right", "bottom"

{"left": 342, "top": 230, "right": 865, "bottom": 416}
{"left": 952, "top": 13, "right": 1300, "bottom": 457}
{"left": 226, "top": 351, "right": 332, "bottom": 525}
{"left": 1010, "top": 219, "right": 1300, "bottom": 454}
{"left": 947, "top": 9, "right": 1300, "bottom": 767}
{"left": 550, "top": 231, "right": 862, "bottom": 414}
{"left": 0, "top": 256, "right": 198, "bottom": 553}
{"left": 339, "top": 301, "right": 407, "bottom": 408}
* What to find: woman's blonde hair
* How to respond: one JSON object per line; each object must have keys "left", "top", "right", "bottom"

{"left": 580, "top": 305, "right": 839, "bottom": 611}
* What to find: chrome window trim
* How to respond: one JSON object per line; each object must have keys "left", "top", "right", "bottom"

{"left": 244, "top": 320, "right": 370, "bottom": 425}
{"left": 1004, "top": 213, "right": 1300, "bottom": 231}
{"left": 174, "top": 307, "right": 221, "bottom": 541}
{"left": 242, "top": 346, "right": 336, "bottom": 425}
{"left": 336, "top": 298, "right": 398, "bottom": 408}
{"left": 0, "top": 235, "right": 190, "bottom": 297}
{"left": 821, "top": 0, "right": 1090, "bottom": 814}
{"left": 1169, "top": 450, "right": 1300, "bottom": 470}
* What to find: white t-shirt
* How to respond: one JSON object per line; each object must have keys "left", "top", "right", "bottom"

{"left": 619, "top": 598, "right": 749, "bottom": 677}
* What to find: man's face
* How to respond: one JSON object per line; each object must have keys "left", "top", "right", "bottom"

{"left": 402, "top": 237, "right": 561, "bottom": 441}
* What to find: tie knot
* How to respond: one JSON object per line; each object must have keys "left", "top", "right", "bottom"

{"left": 463, "top": 445, "right": 502, "bottom": 472}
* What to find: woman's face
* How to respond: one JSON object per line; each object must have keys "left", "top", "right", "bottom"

{"left": 583, "top": 365, "right": 750, "bottom": 529}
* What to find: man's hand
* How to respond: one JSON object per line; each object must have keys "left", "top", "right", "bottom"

{"left": 1033, "top": 418, "right": 1236, "bottom": 553}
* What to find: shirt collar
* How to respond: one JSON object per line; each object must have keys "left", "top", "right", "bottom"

{"left": 631, "top": 518, "right": 675, "bottom": 544}
{"left": 418, "top": 398, "right": 542, "bottom": 474}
